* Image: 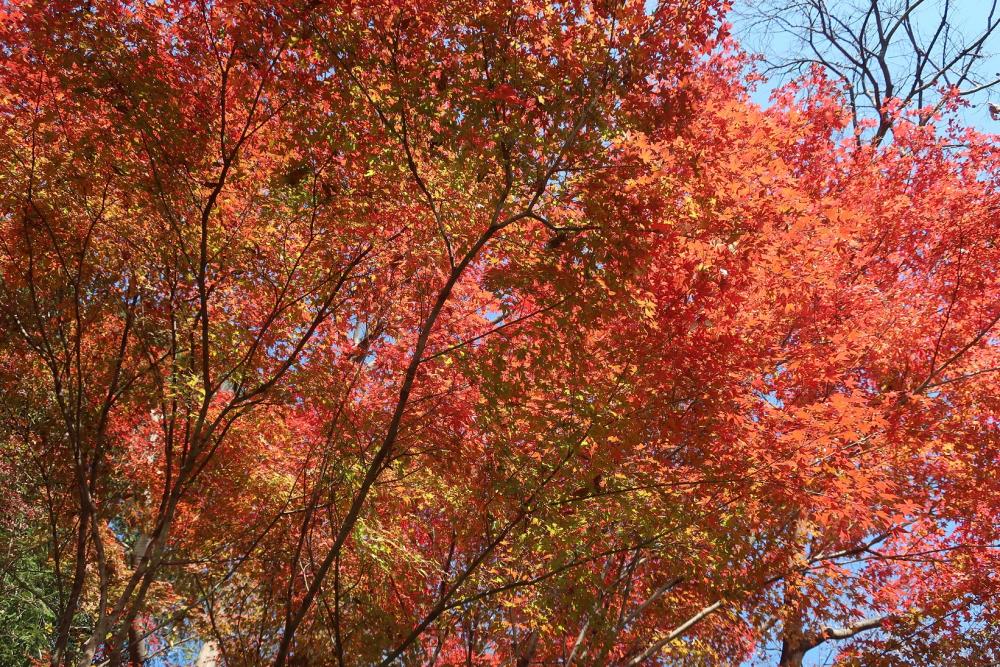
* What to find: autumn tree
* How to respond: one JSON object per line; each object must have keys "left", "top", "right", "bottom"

{"left": 1, "top": 1, "right": 999, "bottom": 666}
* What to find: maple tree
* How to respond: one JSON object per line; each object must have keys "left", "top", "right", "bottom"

{"left": 1, "top": 1, "right": 999, "bottom": 666}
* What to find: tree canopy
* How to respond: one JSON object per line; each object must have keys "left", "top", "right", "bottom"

{"left": 1, "top": 1, "right": 999, "bottom": 665}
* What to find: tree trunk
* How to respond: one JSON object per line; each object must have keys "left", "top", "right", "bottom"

{"left": 195, "top": 641, "right": 219, "bottom": 667}
{"left": 127, "top": 534, "right": 151, "bottom": 667}
{"left": 778, "top": 638, "right": 806, "bottom": 667}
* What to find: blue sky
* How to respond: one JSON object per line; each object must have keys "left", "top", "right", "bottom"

{"left": 730, "top": 0, "right": 1000, "bottom": 133}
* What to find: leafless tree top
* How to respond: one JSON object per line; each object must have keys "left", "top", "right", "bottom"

{"left": 736, "top": 0, "right": 1000, "bottom": 144}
